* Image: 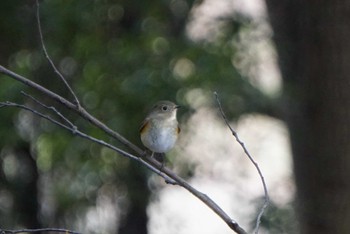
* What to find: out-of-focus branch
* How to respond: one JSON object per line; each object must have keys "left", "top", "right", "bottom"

{"left": 0, "top": 98, "right": 176, "bottom": 184}
{"left": 35, "top": 0, "right": 80, "bottom": 107}
{"left": 0, "top": 64, "right": 142, "bottom": 155}
{"left": 0, "top": 67, "right": 248, "bottom": 233}
{"left": 214, "top": 91, "right": 269, "bottom": 234}
{"left": 0, "top": 227, "right": 80, "bottom": 234}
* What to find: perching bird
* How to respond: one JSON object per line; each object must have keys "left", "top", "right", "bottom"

{"left": 140, "top": 100, "right": 180, "bottom": 160}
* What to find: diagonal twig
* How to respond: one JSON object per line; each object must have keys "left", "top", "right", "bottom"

{"left": 2, "top": 97, "right": 247, "bottom": 232}
{"left": 0, "top": 227, "right": 80, "bottom": 234}
{"left": 0, "top": 66, "right": 249, "bottom": 233}
{"left": 0, "top": 100, "right": 176, "bottom": 184}
{"left": 21, "top": 91, "right": 75, "bottom": 128}
{"left": 0, "top": 64, "right": 142, "bottom": 155}
{"left": 35, "top": 0, "right": 81, "bottom": 107}
{"left": 214, "top": 91, "right": 269, "bottom": 234}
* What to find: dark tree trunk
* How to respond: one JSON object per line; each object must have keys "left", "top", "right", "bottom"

{"left": 1, "top": 142, "right": 41, "bottom": 229}
{"left": 265, "top": 1, "right": 350, "bottom": 233}
{"left": 14, "top": 143, "right": 41, "bottom": 229}
{"left": 117, "top": 163, "right": 149, "bottom": 234}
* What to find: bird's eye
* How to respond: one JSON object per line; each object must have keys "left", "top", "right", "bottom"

{"left": 162, "top": 106, "right": 168, "bottom": 111}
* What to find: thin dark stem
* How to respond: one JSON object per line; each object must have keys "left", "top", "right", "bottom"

{"left": 157, "top": 164, "right": 247, "bottom": 234}
{"left": 0, "top": 65, "right": 142, "bottom": 155}
{"left": 0, "top": 66, "right": 249, "bottom": 233}
{"left": 0, "top": 101, "right": 175, "bottom": 184}
{"left": 35, "top": 0, "right": 81, "bottom": 107}
{"left": 3, "top": 99, "right": 245, "bottom": 232}
{"left": 214, "top": 91, "right": 269, "bottom": 234}
{"left": 0, "top": 227, "right": 80, "bottom": 234}
{"left": 21, "top": 91, "right": 75, "bottom": 127}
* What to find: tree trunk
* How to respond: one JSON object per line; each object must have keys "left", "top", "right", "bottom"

{"left": 117, "top": 163, "right": 149, "bottom": 234}
{"left": 265, "top": 1, "right": 350, "bottom": 233}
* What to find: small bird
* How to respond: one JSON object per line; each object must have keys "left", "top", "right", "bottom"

{"left": 140, "top": 101, "right": 180, "bottom": 159}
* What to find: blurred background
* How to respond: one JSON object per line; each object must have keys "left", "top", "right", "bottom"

{"left": 3, "top": 0, "right": 348, "bottom": 234}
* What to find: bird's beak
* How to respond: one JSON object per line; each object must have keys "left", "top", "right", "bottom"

{"left": 175, "top": 105, "right": 181, "bottom": 109}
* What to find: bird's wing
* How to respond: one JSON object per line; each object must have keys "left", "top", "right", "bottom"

{"left": 177, "top": 126, "right": 181, "bottom": 134}
{"left": 140, "top": 118, "right": 150, "bottom": 134}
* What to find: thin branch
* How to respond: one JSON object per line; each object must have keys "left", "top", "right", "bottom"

{"left": 21, "top": 91, "right": 75, "bottom": 128}
{"left": 0, "top": 67, "right": 248, "bottom": 233}
{"left": 35, "top": 0, "right": 81, "bottom": 107}
{"left": 0, "top": 101, "right": 75, "bottom": 133}
{"left": 157, "top": 164, "right": 247, "bottom": 234}
{"left": 0, "top": 65, "right": 142, "bottom": 155}
{"left": 214, "top": 91, "right": 269, "bottom": 234}
{"left": 0, "top": 100, "right": 175, "bottom": 184}
{"left": 0, "top": 227, "right": 80, "bottom": 234}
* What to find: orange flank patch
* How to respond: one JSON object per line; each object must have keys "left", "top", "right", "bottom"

{"left": 140, "top": 120, "right": 150, "bottom": 134}
{"left": 177, "top": 126, "right": 181, "bottom": 134}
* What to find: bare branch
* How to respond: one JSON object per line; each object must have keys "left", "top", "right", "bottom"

{"left": 214, "top": 91, "right": 269, "bottom": 234}
{"left": 0, "top": 68, "right": 249, "bottom": 233}
{"left": 21, "top": 91, "right": 75, "bottom": 128}
{"left": 0, "top": 100, "right": 176, "bottom": 184}
{"left": 0, "top": 227, "right": 80, "bottom": 234}
{"left": 0, "top": 65, "right": 142, "bottom": 155}
{"left": 155, "top": 164, "right": 248, "bottom": 234}
{"left": 35, "top": 0, "right": 81, "bottom": 107}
